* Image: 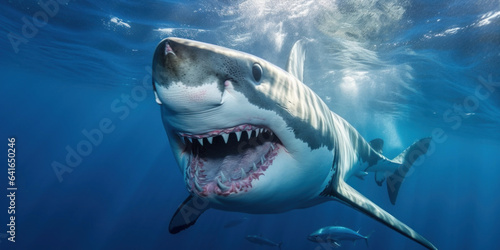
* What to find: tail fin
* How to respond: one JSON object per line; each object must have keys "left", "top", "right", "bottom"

{"left": 365, "top": 230, "right": 374, "bottom": 248}
{"left": 386, "top": 137, "right": 432, "bottom": 205}
{"left": 278, "top": 242, "right": 282, "bottom": 250}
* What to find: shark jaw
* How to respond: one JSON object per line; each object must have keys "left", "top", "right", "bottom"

{"left": 180, "top": 124, "right": 283, "bottom": 197}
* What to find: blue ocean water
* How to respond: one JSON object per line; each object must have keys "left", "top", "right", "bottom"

{"left": 1, "top": 0, "right": 499, "bottom": 249}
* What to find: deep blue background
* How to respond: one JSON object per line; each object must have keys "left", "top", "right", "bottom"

{"left": 1, "top": 0, "right": 500, "bottom": 249}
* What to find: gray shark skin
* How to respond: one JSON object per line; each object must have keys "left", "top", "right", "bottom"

{"left": 152, "top": 37, "right": 437, "bottom": 250}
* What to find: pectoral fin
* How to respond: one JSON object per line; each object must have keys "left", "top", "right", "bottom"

{"left": 331, "top": 241, "right": 341, "bottom": 248}
{"left": 325, "top": 238, "right": 341, "bottom": 248}
{"left": 331, "top": 180, "right": 437, "bottom": 250}
{"left": 169, "top": 195, "right": 210, "bottom": 234}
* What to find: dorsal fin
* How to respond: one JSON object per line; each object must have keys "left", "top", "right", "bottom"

{"left": 369, "top": 138, "right": 384, "bottom": 154}
{"left": 286, "top": 39, "right": 307, "bottom": 82}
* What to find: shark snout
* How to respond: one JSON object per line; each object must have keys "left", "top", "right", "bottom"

{"left": 153, "top": 38, "right": 227, "bottom": 114}
{"left": 154, "top": 75, "right": 224, "bottom": 115}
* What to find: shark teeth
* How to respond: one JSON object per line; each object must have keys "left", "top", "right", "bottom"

{"left": 178, "top": 124, "right": 276, "bottom": 146}
{"left": 222, "top": 133, "right": 229, "bottom": 143}
{"left": 217, "top": 178, "right": 230, "bottom": 192}
{"left": 220, "top": 172, "right": 228, "bottom": 182}
{"left": 189, "top": 141, "right": 280, "bottom": 196}
{"left": 194, "top": 179, "right": 203, "bottom": 192}
{"left": 182, "top": 124, "right": 282, "bottom": 196}
{"left": 235, "top": 131, "right": 242, "bottom": 141}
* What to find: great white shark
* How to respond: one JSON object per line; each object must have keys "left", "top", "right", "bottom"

{"left": 152, "top": 37, "right": 437, "bottom": 250}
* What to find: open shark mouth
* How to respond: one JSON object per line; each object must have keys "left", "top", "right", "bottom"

{"left": 180, "top": 124, "right": 282, "bottom": 197}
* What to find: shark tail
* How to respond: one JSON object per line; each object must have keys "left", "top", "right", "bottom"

{"left": 278, "top": 242, "right": 282, "bottom": 250}
{"left": 386, "top": 137, "right": 432, "bottom": 205}
{"left": 370, "top": 137, "right": 432, "bottom": 205}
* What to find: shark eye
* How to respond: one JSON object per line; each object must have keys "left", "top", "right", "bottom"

{"left": 252, "top": 63, "right": 262, "bottom": 82}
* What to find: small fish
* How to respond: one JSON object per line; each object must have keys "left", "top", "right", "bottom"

{"left": 308, "top": 226, "right": 372, "bottom": 248}
{"left": 223, "top": 217, "right": 248, "bottom": 228}
{"left": 245, "top": 235, "right": 282, "bottom": 249}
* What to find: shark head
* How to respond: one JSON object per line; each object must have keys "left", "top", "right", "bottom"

{"left": 152, "top": 37, "right": 335, "bottom": 213}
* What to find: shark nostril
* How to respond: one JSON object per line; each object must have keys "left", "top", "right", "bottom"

{"left": 165, "top": 43, "right": 176, "bottom": 56}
